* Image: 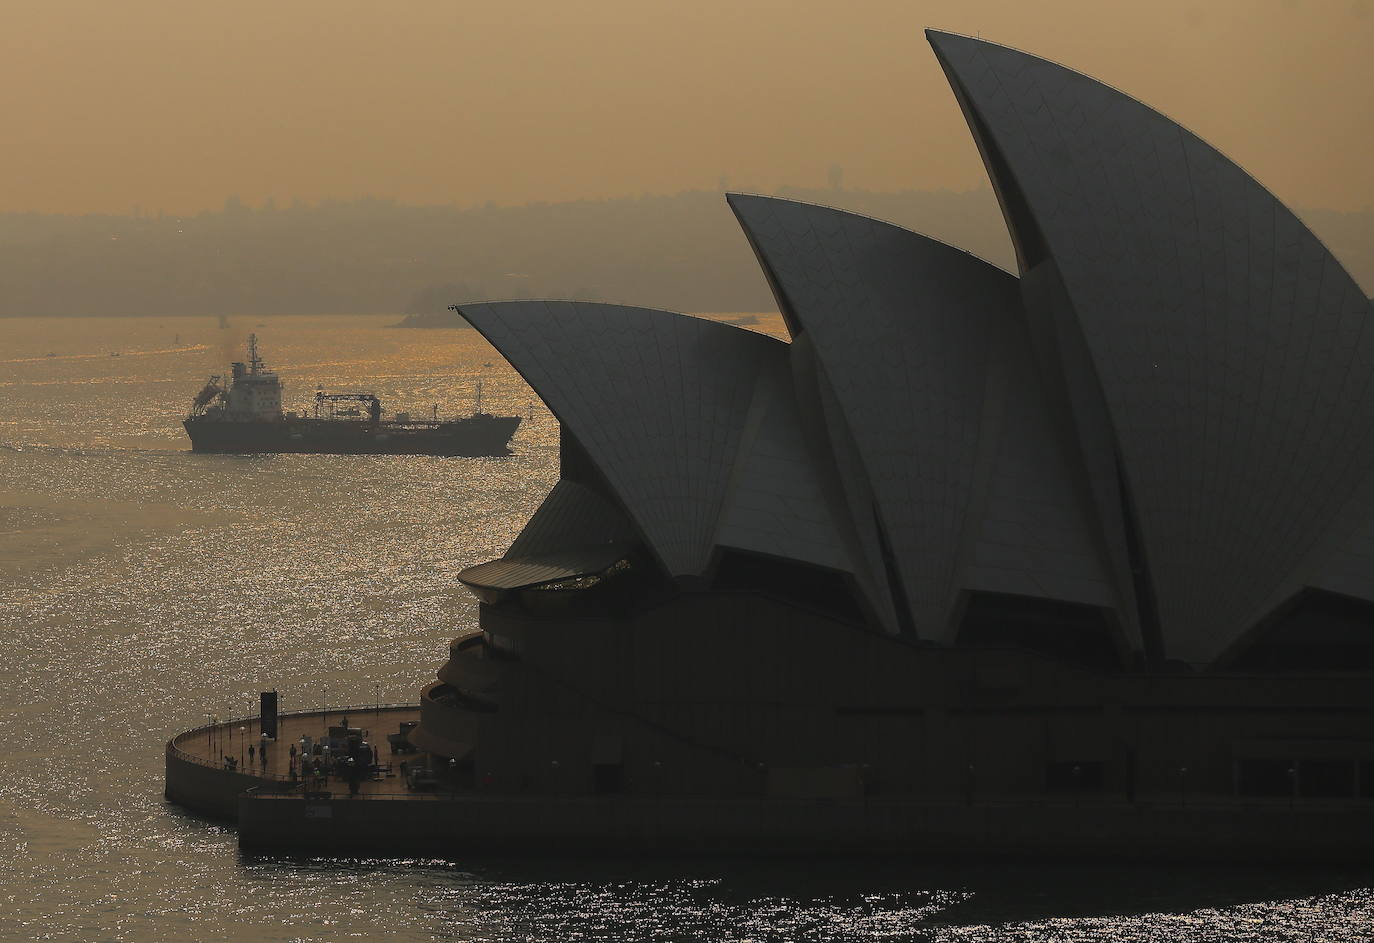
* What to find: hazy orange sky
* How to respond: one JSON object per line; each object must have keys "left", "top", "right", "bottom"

{"left": 4, "top": 0, "right": 1371, "bottom": 216}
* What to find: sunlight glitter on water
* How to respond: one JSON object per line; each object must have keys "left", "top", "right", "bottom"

{"left": 2, "top": 313, "right": 1372, "bottom": 942}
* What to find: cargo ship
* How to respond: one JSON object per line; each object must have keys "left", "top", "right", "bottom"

{"left": 183, "top": 335, "right": 520, "bottom": 456}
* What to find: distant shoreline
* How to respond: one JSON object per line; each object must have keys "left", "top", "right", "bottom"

{"left": 0, "top": 309, "right": 781, "bottom": 321}
{"left": 390, "top": 310, "right": 472, "bottom": 329}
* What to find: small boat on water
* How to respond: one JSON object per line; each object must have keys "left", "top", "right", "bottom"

{"left": 183, "top": 335, "right": 520, "bottom": 456}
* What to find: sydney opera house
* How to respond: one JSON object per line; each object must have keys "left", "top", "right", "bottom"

{"left": 390, "top": 31, "right": 1374, "bottom": 850}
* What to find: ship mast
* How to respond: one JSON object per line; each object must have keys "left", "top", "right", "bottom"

{"left": 247, "top": 333, "right": 263, "bottom": 375}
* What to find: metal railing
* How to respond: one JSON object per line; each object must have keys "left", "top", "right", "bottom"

{"left": 166, "top": 702, "right": 420, "bottom": 778}
{"left": 236, "top": 789, "right": 1374, "bottom": 809}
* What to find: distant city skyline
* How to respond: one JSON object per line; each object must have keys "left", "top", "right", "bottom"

{"left": 3, "top": 0, "right": 1371, "bottom": 216}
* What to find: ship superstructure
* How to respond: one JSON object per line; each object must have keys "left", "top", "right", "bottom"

{"left": 191, "top": 334, "right": 282, "bottom": 421}
{"left": 184, "top": 335, "right": 519, "bottom": 456}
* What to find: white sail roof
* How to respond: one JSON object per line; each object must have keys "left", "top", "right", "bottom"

{"left": 930, "top": 30, "right": 1374, "bottom": 662}
{"left": 457, "top": 34, "right": 1374, "bottom": 666}
{"left": 729, "top": 194, "right": 1128, "bottom": 641}
{"left": 456, "top": 301, "right": 860, "bottom": 585}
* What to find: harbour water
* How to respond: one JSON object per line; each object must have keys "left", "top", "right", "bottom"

{"left": 2, "top": 313, "right": 1372, "bottom": 942}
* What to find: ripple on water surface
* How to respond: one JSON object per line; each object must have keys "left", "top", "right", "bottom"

{"left": 1, "top": 314, "right": 1373, "bottom": 942}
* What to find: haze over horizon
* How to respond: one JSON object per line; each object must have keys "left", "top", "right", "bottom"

{"left": 5, "top": 0, "right": 1372, "bottom": 217}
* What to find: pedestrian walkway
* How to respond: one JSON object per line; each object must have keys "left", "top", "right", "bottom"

{"left": 169, "top": 705, "right": 421, "bottom": 798}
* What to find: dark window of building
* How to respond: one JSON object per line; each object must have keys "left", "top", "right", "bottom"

{"left": 1359, "top": 761, "right": 1374, "bottom": 798}
{"left": 1045, "top": 760, "right": 1105, "bottom": 792}
{"left": 1235, "top": 758, "right": 1294, "bottom": 797}
{"left": 593, "top": 763, "right": 624, "bottom": 795}
{"left": 957, "top": 592, "right": 1123, "bottom": 670}
{"left": 1231, "top": 590, "right": 1374, "bottom": 671}
{"left": 873, "top": 507, "right": 917, "bottom": 637}
{"left": 518, "top": 551, "right": 669, "bottom": 617}
{"left": 1300, "top": 759, "right": 1356, "bottom": 798}
{"left": 712, "top": 550, "right": 865, "bottom": 623}
{"left": 1115, "top": 459, "right": 1165, "bottom": 666}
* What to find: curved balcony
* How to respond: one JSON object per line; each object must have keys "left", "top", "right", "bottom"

{"left": 412, "top": 681, "right": 481, "bottom": 760}
{"left": 437, "top": 632, "right": 505, "bottom": 709}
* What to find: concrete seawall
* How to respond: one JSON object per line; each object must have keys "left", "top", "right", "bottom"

{"left": 165, "top": 746, "right": 280, "bottom": 819}
{"left": 172, "top": 706, "right": 1374, "bottom": 861}
{"left": 236, "top": 793, "right": 1374, "bottom": 861}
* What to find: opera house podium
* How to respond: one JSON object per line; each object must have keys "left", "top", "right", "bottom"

{"left": 221, "top": 31, "right": 1374, "bottom": 857}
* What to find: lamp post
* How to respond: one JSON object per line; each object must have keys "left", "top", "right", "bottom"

{"left": 449, "top": 757, "right": 458, "bottom": 799}
{"left": 239, "top": 726, "right": 246, "bottom": 767}
{"left": 1178, "top": 766, "right": 1189, "bottom": 808}
{"left": 205, "top": 713, "right": 212, "bottom": 753}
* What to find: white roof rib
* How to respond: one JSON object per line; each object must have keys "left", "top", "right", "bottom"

{"left": 728, "top": 194, "right": 1127, "bottom": 641}
{"left": 930, "top": 30, "right": 1374, "bottom": 663}
{"left": 457, "top": 300, "right": 857, "bottom": 583}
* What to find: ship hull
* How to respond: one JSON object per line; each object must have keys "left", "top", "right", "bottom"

{"left": 184, "top": 415, "right": 520, "bottom": 457}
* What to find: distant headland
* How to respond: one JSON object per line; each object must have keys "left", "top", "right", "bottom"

{"left": 391, "top": 283, "right": 477, "bottom": 328}
{"left": 5, "top": 190, "right": 1368, "bottom": 319}
{"left": 391, "top": 310, "right": 470, "bottom": 328}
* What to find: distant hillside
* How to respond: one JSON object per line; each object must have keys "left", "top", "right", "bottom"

{"left": 391, "top": 310, "right": 469, "bottom": 328}
{"left": 0, "top": 190, "right": 1369, "bottom": 317}
{"left": 391, "top": 282, "right": 482, "bottom": 327}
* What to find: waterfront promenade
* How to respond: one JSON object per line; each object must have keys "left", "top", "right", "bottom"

{"left": 166, "top": 704, "right": 422, "bottom": 817}
{"left": 165, "top": 705, "right": 1374, "bottom": 861}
